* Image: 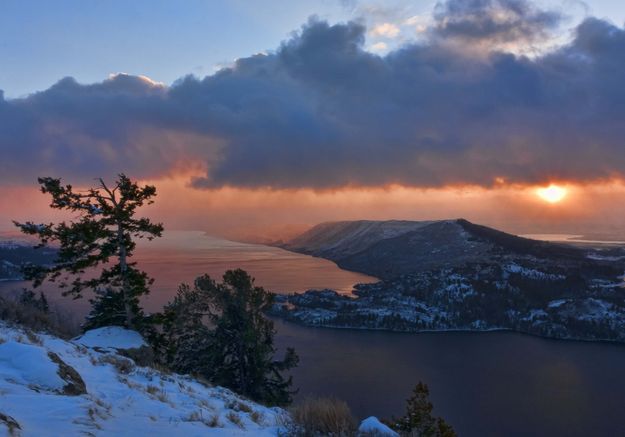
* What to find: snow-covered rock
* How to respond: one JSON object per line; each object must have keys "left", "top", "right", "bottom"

{"left": 359, "top": 416, "right": 398, "bottom": 436}
{"left": 74, "top": 326, "right": 147, "bottom": 350}
{"left": 0, "top": 323, "right": 285, "bottom": 436}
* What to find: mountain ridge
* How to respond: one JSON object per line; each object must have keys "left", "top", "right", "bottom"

{"left": 280, "top": 218, "right": 592, "bottom": 280}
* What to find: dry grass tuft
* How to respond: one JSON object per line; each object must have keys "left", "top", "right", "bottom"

{"left": 0, "top": 412, "right": 21, "bottom": 436}
{"left": 146, "top": 384, "right": 169, "bottom": 403}
{"left": 0, "top": 292, "right": 79, "bottom": 338}
{"left": 184, "top": 411, "right": 202, "bottom": 422}
{"left": 226, "top": 400, "right": 253, "bottom": 413}
{"left": 250, "top": 410, "right": 265, "bottom": 425}
{"left": 98, "top": 354, "right": 135, "bottom": 374}
{"left": 24, "top": 329, "right": 43, "bottom": 345}
{"left": 287, "top": 397, "right": 358, "bottom": 437}
{"left": 226, "top": 411, "right": 245, "bottom": 429}
{"left": 206, "top": 413, "right": 222, "bottom": 428}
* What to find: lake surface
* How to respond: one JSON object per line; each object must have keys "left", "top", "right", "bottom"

{"left": 2, "top": 230, "right": 625, "bottom": 436}
{"left": 138, "top": 231, "right": 376, "bottom": 301}
{"left": 275, "top": 322, "right": 625, "bottom": 437}
{"left": 0, "top": 230, "right": 376, "bottom": 313}
{"left": 521, "top": 233, "right": 625, "bottom": 245}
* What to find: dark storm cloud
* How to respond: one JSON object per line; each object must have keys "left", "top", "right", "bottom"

{"left": 1, "top": 0, "right": 625, "bottom": 189}
{"left": 431, "top": 0, "right": 563, "bottom": 45}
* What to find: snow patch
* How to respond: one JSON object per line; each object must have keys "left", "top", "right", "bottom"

{"left": 74, "top": 326, "right": 147, "bottom": 350}
{"left": 359, "top": 416, "right": 398, "bottom": 436}
{"left": 504, "top": 263, "right": 564, "bottom": 280}
{"left": 0, "top": 341, "right": 65, "bottom": 391}
{"left": 548, "top": 299, "right": 568, "bottom": 308}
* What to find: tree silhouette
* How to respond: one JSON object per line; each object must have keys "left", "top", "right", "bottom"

{"left": 15, "top": 174, "right": 163, "bottom": 328}
{"left": 389, "top": 381, "right": 456, "bottom": 437}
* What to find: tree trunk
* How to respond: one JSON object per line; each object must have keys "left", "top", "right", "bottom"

{"left": 117, "top": 223, "right": 134, "bottom": 329}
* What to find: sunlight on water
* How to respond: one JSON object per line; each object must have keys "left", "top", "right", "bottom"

{"left": 521, "top": 234, "right": 625, "bottom": 244}
{"left": 0, "top": 230, "right": 376, "bottom": 315}
{"left": 134, "top": 231, "right": 376, "bottom": 311}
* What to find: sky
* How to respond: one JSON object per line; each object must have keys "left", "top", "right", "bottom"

{"left": 1, "top": 0, "right": 625, "bottom": 239}
{"left": 1, "top": 0, "right": 623, "bottom": 98}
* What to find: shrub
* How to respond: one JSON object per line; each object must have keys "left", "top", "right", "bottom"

{"left": 287, "top": 397, "right": 358, "bottom": 436}
{"left": 118, "top": 345, "right": 155, "bottom": 367}
{"left": 0, "top": 290, "right": 79, "bottom": 338}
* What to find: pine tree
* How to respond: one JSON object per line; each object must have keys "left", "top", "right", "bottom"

{"left": 390, "top": 381, "right": 456, "bottom": 437}
{"left": 83, "top": 288, "right": 143, "bottom": 331}
{"left": 163, "top": 270, "right": 299, "bottom": 406}
{"left": 14, "top": 174, "right": 163, "bottom": 329}
{"left": 161, "top": 282, "right": 213, "bottom": 374}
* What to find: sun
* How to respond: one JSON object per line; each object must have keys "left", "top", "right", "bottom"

{"left": 536, "top": 184, "right": 567, "bottom": 203}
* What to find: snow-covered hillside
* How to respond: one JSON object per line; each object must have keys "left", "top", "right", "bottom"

{"left": 0, "top": 324, "right": 286, "bottom": 436}
{"left": 282, "top": 219, "right": 437, "bottom": 260}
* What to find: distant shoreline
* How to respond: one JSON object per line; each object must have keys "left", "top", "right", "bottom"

{"left": 273, "top": 317, "right": 625, "bottom": 347}
{"left": 521, "top": 233, "right": 625, "bottom": 245}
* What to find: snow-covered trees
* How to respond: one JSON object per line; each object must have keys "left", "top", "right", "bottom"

{"left": 14, "top": 175, "right": 163, "bottom": 329}
{"left": 162, "top": 269, "right": 299, "bottom": 406}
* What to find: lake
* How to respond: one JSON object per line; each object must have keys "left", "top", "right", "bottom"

{"left": 2, "top": 230, "right": 625, "bottom": 436}
{"left": 275, "top": 322, "right": 625, "bottom": 437}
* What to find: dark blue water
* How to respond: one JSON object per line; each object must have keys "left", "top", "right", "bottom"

{"left": 275, "top": 320, "right": 625, "bottom": 437}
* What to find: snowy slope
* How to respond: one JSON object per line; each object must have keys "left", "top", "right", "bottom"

{"left": 0, "top": 323, "right": 286, "bottom": 436}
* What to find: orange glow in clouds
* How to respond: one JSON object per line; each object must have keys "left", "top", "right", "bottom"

{"left": 2, "top": 171, "right": 625, "bottom": 238}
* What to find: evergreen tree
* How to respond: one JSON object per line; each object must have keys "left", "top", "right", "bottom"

{"left": 390, "top": 381, "right": 456, "bottom": 437}
{"left": 14, "top": 175, "right": 163, "bottom": 329}
{"left": 161, "top": 282, "right": 213, "bottom": 374}
{"left": 163, "top": 270, "right": 299, "bottom": 406}
{"left": 83, "top": 288, "right": 143, "bottom": 331}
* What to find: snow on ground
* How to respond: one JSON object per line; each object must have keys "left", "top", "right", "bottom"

{"left": 548, "top": 299, "right": 568, "bottom": 309}
{"left": 0, "top": 323, "right": 390, "bottom": 436}
{"left": 0, "top": 323, "right": 286, "bottom": 436}
{"left": 504, "top": 263, "right": 564, "bottom": 280}
{"left": 522, "top": 309, "right": 548, "bottom": 321}
{"left": 74, "top": 326, "right": 147, "bottom": 350}
{"left": 0, "top": 341, "right": 66, "bottom": 392}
